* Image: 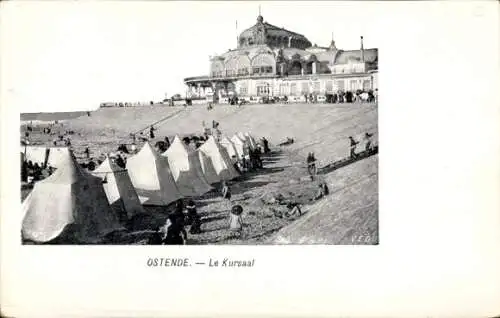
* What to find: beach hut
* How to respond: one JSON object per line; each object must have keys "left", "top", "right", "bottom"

{"left": 92, "top": 157, "right": 145, "bottom": 221}
{"left": 199, "top": 136, "right": 239, "bottom": 182}
{"left": 161, "top": 136, "right": 212, "bottom": 197}
{"left": 231, "top": 134, "right": 249, "bottom": 159}
{"left": 126, "top": 142, "right": 183, "bottom": 206}
{"left": 244, "top": 132, "right": 258, "bottom": 149}
{"left": 47, "top": 147, "right": 72, "bottom": 168}
{"left": 22, "top": 146, "right": 49, "bottom": 167}
{"left": 22, "top": 149, "right": 122, "bottom": 243}
{"left": 220, "top": 135, "right": 240, "bottom": 163}
{"left": 198, "top": 151, "right": 220, "bottom": 184}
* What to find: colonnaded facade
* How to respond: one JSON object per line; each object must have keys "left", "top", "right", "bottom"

{"left": 184, "top": 14, "right": 378, "bottom": 104}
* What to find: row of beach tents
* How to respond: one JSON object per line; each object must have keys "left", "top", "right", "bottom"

{"left": 21, "top": 132, "right": 260, "bottom": 243}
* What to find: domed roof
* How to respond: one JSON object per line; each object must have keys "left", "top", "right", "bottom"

{"left": 238, "top": 15, "right": 312, "bottom": 49}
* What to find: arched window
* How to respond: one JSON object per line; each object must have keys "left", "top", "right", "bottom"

{"left": 251, "top": 53, "right": 275, "bottom": 75}
{"left": 225, "top": 57, "right": 238, "bottom": 77}
{"left": 304, "top": 61, "right": 313, "bottom": 75}
{"left": 236, "top": 55, "right": 251, "bottom": 76}
{"left": 289, "top": 61, "right": 302, "bottom": 76}
{"left": 211, "top": 60, "right": 224, "bottom": 77}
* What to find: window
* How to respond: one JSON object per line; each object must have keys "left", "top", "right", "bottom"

{"left": 256, "top": 85, "right": 271, "bottom": 96}
{"left": 290, "top": 83, "right": 297, "bottom": 96}
{"left": 238, "top": 68, "right": 249, "bottom": 76}
{"left": 279, "top": 84, "right": 287, "bottom": 96}
{"left": 239, "top": 87, "right": 248, "bottom": 95}
{"left": 313, "top": 82, "right": 320, "bottom": 93}
{"left": 259, "top": 66, "right": 272, "bottom": 74}
{"left": 301, "top": 82, "right": 309, "bottom": 94}
{"left": 337, "top": 80, "right": 344, "bottom": 91}
{"left": 325, "top": 81, "right": 333, "bottom": 93}
{"left": 350, "top": 80, "right": 357, "bottom": 90}
{"left": 363, "top": 80, "right": 371, "bottom": 90}
{"left": 253, "top": 67, "right": 260, "bottom": 75}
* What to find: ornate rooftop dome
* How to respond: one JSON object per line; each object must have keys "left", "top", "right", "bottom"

{"left": 238, "top": 15, "right": 312, "bottom": 50}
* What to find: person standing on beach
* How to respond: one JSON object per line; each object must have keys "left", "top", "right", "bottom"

{"left": 149, "top": 126, "right": 156, "bottom": 139}
{"left": 163, "top": 200, "right": 188, "bottom": 245}
{"left": 221, "top": 181, "right": 231, "bottom": 201}
{"left": 186, "top": 200, "right": 202, "bottom": 234}
{"left": 364, "top": 132, "right": 373, "bottom": 151}
{"left": 349, "top": 136, "right": 359, "bottom": 159}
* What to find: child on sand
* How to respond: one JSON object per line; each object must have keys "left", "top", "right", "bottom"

{"left": 229, "top": 205, "right": 244, "bottom": 238}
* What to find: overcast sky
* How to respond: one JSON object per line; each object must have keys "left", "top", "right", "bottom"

{"left": 3, "top": 1, "right": 386, "bottom": 112}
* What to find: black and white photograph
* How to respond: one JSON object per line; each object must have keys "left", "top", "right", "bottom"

{"left": 2, "top": 1, "right": 500, "bottom": 317}
{"left": 18, "top": 2, "right": 378, "bottom": 245}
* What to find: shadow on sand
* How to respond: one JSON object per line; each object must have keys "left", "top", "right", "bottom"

{"left": 317, "top": 146, "right": 378, "bottom": 175}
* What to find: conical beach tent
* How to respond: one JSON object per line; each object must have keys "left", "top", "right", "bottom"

{"left": 220, "top": 136, "right": 240, "bottom": 162}
{"left": 199, "top": 136, "right": 239, "bottom": 181}
{"left": 92, "top": 157, "right": 145, "bottom": 221}
{"left": 22, "top": 149, "right": 122, "bottom": 243}
{"left": 198, "top": 150, "right": 220, "bottom": 184}
{"left": 237, "top": 132, "right": 255, "bottom": 151}
{"left": 244, "top": 132, "right": 258, "bottom": 149}
{"left": 47, "top": 147, "right": 72, "bottom": 168}
{"left": 126, "top": 142, "right": 183, "bottom": 206}
{"left": 161, "top": 136, "right": 212, "bottom": 197}
{"left": 231, "top": 135, "right": 249, "bottom": 159}
{"left": 22, "top": 146, "right": 49, "bottom": 166}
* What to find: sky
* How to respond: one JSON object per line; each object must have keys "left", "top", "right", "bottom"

{"left": 2, "top": 1, "right": 383, "bottom": 112}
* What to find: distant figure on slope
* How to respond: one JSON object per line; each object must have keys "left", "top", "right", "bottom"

{"left": 87, "top": 160, "right": 96, "bottom": 171}
{"left": 313, "top": 182, "right": 330, "bottom": 201}
{"left": 115, "top": 154, "right": 126, "bottom": 169}
{"left": 349, "top": 136, "right": 359, "bottom": 159}
{"left": 186, "top": 200, "right": 202, "bottom": 234}
{"left": 21, "top": 160, "right": 28, "bottom": 182}
{"left": 286, "top": 202, "right": 302, "bottom": 217}
{"left": 84, "top": 147, "right": 90, "bottom": 159}
{"left": 164, "top": 201, "right": 187, "bottom": 245}
{"left": 148, "top": 227, "right": 164, "bottom": 245}
{"left": 307, "top": 152, "right": 317, "bottom": 177}
{"left": 364, "top": 132, "right": 373, "bottom": 152}
{"left": 221, "top": 181, "right": 231, "bottom": 201}
{"left": 164, "top": 136, "right": 171, "bottom": 149}
{"left": 149, "top": 125, "right": 156, "bottom": 139}
{"left": 228, "top": 205, "right": 244, "bottom": 238}
{"left": 261, "top": 137, "right": 270, "bottom": 154}
{"left": 130, "top": 143, "right": 137, "bottom": 154}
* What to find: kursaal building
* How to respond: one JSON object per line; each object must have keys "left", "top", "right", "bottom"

{"left": 184, "top": 14, "right": 378, "bottom": 103}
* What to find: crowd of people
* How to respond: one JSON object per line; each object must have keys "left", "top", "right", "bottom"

{"left": 21, "top": 160, "right": 54, "bottom": 183}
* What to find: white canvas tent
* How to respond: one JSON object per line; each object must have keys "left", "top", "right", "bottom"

{"left": 47, "top": 147, "right": 72, "bottom": 168}
{"left": 238, "top": 132, "right": 255, "bottom": 151}
{"left": 198, "top": 150, "right": 220, "bottom": 184}
{"left": 21, "top": 149, "right": 122, "bottom": 243}
{"left": 161, "top": 136, "right": 212, "bottom": 197}
{"left": 92, "top": 157, "right": 145, "bottom": 220}
{"left": 126, "top": 142, "right": 183, "bottom": 206}
{"left": 22, "top": 146, "right": 49, "bottom": 166}
{"left": 231, "top": 135, "right": 249, "bottom": 159}
{"left": 199, "top": 136, "right": 239, "bottom": 181}
{"left": 244, "top": 132, "right": 258, "bottom": 149}
{"left": 220, "top": 136, "right": 240, "bottom": 162}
